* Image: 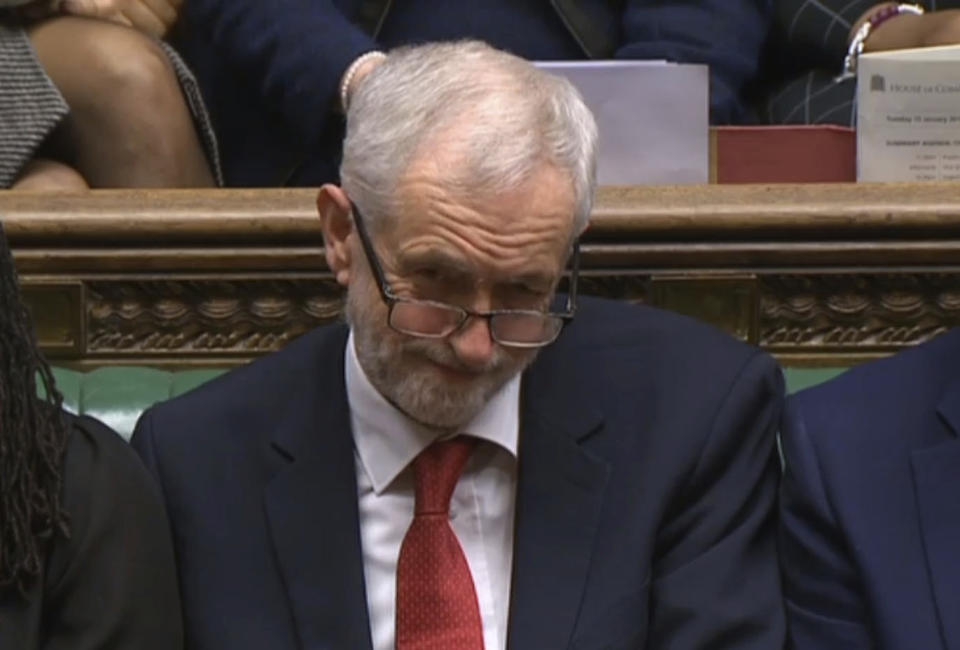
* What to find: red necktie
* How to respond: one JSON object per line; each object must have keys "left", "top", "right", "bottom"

{"left": 395, "top": 436, "right": 485, "bottom": 650}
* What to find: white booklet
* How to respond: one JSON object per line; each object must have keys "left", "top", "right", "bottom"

{"left": 536, "top": 60, "right": 709, "bottom": 185}
{"left": 857, "top": 45, "right": 960, "bottom": 182}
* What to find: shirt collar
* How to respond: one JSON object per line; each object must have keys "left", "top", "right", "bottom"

{"left": 345, "top": 331, "right": 520, "bottom": 495}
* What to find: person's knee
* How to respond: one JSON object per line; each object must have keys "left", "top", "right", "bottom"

{"left": 26, "top": 16, "right": 213, "bottom": 185}
{"left": 89, "top": 32, "right": 177, "bottom": 114}
{"left": 12, "top": 159, "right": 89, "bottom": 191}
{"left": 30, "top": 17, "right": 181, "bottom": 120}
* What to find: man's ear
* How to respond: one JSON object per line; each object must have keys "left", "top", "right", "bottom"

{"left": 317, "top": 184, "right": 354, "bottom": 287}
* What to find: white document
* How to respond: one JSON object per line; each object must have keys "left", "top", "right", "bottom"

{"left": 857, "top": 45, "right": 960, "bottom": 182}
{"left": 536, "top": 60, "right": 709, "bottom": 185}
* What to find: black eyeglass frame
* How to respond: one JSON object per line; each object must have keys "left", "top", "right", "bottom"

{"left": 349, "top": 201, "right": 579, "bottom": 348}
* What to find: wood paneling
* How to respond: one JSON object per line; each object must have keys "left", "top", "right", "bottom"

{"left": 5, "top": 185, "right": 960, "bottom": 367}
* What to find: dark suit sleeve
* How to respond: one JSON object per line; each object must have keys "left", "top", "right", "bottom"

{"left": 648, "top": 352, "right": 785, "bottom": 648}
{"left": 41, "top": 416, "right": 183, "bottom": 650}
{"left": 779, "top": 398, "right": 876, "bottom": 647}
{"left": 617, "top": 0, "right": 772, "bottom": 123}
{"left": 182, "top": 0, "right": 376, "bottom": 146}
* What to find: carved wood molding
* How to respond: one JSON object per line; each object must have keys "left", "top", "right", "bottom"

{"left": 15, "top": 272, "right": 960, "bottom": 365}
{"left": 7, "top": 185, "right": 960, "bottom": 366}
{"left": 759, "top": 273, "right": 960, "bottom": 352}
{"left": 84, "top": 277, "right": 343, "bottom": 356}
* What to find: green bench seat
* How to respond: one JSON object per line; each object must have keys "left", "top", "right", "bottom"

{"left": 50, "top": 366, "right": 847, "bottom": 441}
{"left": 53, "top": 367, "right": 225, "bottom": 440}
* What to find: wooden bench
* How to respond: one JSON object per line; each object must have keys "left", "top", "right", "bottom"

{"left": 5, "top": 184, "right": 960, "bottom": 368}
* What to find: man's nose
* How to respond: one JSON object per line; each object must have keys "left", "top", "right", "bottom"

{"left": 448, "top": 284, "right": 503, "bottom": 365}
{"left": 449, "top": 307, "right": 496, "bottom": 370}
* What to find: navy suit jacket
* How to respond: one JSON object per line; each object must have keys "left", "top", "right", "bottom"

{"left": 171, "top": 0, "right": 772, "bottom": 186}
{"left": 131, "top": 297, "right": 784, "bottom": 649}
{"left": 781, "top": 328, "right": 960, "bottom": 649}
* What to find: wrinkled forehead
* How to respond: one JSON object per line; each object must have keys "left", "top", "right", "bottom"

{"left": 389, "top": 134, "right": 577, "bottom": 234}
{"left": 372, "top": 160, "right": 576, "bottom": 285}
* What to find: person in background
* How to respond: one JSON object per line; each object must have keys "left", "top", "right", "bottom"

{"left": 132, "top": 40, "right": 785, "bottom": 650}
{"left": 780, "top": 328, "right": 960, "bottom": 648}
{"left": 171, "top": 1, "right": 774, "bottom": 187}
{"left": 1, "top": 0, "right": 220, "bottom": 189}
{"left": 759, "top": 1, "right": 960, "bottom": 125}
{"left": 0, "top": 221, "right": 183, "bottom": 649}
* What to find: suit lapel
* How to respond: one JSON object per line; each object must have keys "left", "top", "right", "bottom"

{"left": 911, "top": 379, "right": 960, "bottom": 650}
{"left": 263, "top": 326, "right": 374, "bottom": 650}
{"left": 507, "top": 360, "right": 610, "bottom": 650}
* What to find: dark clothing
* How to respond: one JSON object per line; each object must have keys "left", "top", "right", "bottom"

{"left": 781, "top": 329, "right": 960, "bottom": 649}
{"left": 759, "top": 0, "right": 960, "bottom": 126}
{"left": 132, "top": 296, "right": 785, "bottom": 650}
{"left": 0, "top": 414, "right": 183, "bottom": 650}
{"left": 377, "top": 0, "right": 583, "bottom": 59}
{"left": 172, "top": 0, "right": 773, "bottom": 186}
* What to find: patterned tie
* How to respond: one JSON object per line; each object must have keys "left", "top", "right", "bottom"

{"left": 395, "top": 436, "right": 485, "bottom": 650}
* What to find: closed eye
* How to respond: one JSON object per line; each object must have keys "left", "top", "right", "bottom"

{"left": 414, "top": 267, "right": 471, "bottom": 285}
{"left": 513, "top": 283, "right": 548, "bottom": 297}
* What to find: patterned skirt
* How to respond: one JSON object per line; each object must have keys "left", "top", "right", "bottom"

{"left": 0, "top": 21, "right": 222, "bottom": 187}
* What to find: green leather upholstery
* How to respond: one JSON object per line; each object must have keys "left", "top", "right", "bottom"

{"left": 52, "top": 367, "right": 225, "bottom": 440}
{"left": 782, "top": 367, "right": 847, "bottom": 393}
{"left": 49, "top": 365, "right": 849, "bottom": 441}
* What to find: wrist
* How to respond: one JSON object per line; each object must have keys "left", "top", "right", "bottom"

{"left": 838, "top": 3, "right": 924, "bottom": 80}
{"left": 339, "top": 50, "right": 387, "bottom": 113}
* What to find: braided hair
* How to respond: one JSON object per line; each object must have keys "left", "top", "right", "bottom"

{"left": 0, "top": 221, "right": 70, "bottom": 595}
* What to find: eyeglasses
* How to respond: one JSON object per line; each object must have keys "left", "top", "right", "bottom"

{"left": 350, "top": 201, "right": 579, "bottom": 348}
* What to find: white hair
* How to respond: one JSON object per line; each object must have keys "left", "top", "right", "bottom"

{"left": 340, "top": 40, "right": 598, "bottom": 234}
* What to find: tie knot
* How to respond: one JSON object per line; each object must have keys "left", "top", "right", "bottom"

{"left": 412, "top": 436, "right": 476, "bottom": 515}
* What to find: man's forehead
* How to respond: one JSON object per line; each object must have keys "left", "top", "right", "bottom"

{"left": 394, "top": 245, "right": 560, "bottom": 286}
{"left": 390, "top": 155, "right": 576, "bottom": 231}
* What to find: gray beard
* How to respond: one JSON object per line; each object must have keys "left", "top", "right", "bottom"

{"left": 345, "top": 287, "right": 534, "bottom": 431}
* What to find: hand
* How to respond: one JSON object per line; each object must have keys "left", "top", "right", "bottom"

{"left": 59, "top": 0, "right": 181, "bottom": 38}
{"left": 349, "top": 56, "right": 384, "bottom": 92}
{"left": 340, "top": 51, "right": 386, "bottom": 111}
{"left": 914, "top": 10, "right": 960, "bottom": 48}
{"left": 851, "top": 4, "right": 960, "bottom": 53}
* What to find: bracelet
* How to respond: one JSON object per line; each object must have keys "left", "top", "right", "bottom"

{"left": 340, "top": 50, "right": 387, "bottom": 112}
{"left": 837, "top": 3, "right": 924, "bottom": 81}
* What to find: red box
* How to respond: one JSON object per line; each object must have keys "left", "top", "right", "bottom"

{"left": 713, "top": 125, "right": 856, "bottom": 184}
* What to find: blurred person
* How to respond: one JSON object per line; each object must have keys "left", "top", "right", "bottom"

{"left": 0, "top": 220, "right": 183, "bottom": 648}
{"left": 759, "top": 1, "right": 960, "bottom": 125}
{"left": 781, "top": 328, "right": 960, "bottom": 648}
{"left": 170, "top": 1, "right": 774, "bottom": 187}
{"left": 132, "top": 41, "right": 785, "bottom": 650}
{"left": 1, "top": 0, "right": 220, "bottom": 190}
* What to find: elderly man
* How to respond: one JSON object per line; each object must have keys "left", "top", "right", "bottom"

{"left": 132, "top": 41, "right": 784, "bottom": 650}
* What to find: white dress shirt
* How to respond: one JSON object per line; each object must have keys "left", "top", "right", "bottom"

{"left": 345, "top": 333, "right": 519, "bottom": 650}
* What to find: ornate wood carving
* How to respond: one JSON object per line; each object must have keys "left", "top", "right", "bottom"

{"left": 84, "top": 278, "right": 343, "bottom": 356}
{"left": 17, "top": 272, "right": 960, "bottom": 365}
{"left": 759, "top": 274, "right": 960, "bottom": 353}
{"left": 7, "top": 185, "right": 960, "bottom": 366}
